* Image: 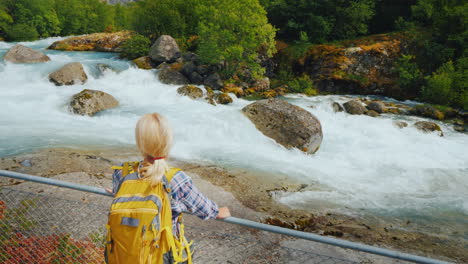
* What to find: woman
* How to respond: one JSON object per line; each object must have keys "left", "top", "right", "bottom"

{"left": 107, "top": 113, "right": 230, "bottom": 263}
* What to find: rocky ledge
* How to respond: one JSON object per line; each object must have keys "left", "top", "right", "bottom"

{"left": 48, "top": 31, "right": 133, "bottom": 52}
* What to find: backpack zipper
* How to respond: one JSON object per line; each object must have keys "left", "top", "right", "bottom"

{"left": 110, "top": 208, "right": 158, "bottom": 215}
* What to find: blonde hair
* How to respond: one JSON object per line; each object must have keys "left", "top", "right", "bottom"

{"left": 135, "top": 113, "right": 173, "bottom": 186}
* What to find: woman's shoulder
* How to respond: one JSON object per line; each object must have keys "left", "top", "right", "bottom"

{"left": 168, "top": 169, "right": 192, "bottom": 190}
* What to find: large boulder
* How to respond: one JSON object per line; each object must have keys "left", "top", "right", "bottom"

{"left": 204, "top": 73, "right": 224, "bottom": 90}
{"left": 177, "top": 85, "right": 203, "bottom": 99}
{"left": 158, "top": 64, "right": 189, "bottom": 85}
{"left": 3, "top": 44, "right": 50, "bottom": 63}
{"left": 413, "top": 121, "right": 443, "bottom": 137}
{"left": 49, "top": 62, "right": 88, "bottom": 86}
{"left": 48, "top": 31, "right": 133, "bottom": 52}
{"left": 343, "top": 100, "right": 367, "bottom": 115}
{"left": 242, "top": 99, "right": 323, "bottom": 154}
{"left": 149, "top": 35, "right": 180, "bottom": 64}
{"left": 69, "top": 89, "right": 119, "bottom": 116}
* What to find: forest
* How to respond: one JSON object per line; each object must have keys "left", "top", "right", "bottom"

{"left": 0, "top": 0, "right": 466, "bottom": 109}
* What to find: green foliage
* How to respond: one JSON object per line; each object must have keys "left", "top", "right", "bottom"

{"left": 6, "top": 23, "right": 38, "bottom": 41}
{"left": 120, "top": 34, "right": 151, "bottom": 60}
{"left": 422, "top": 58, "right": 468, "bottom": 110}
{"left": 393, "top": 54, "right": 423, "bottom": 94}
{"left": 132, "top": 0, "right": 192, "bottom": 40}
{"left": 264, "top": 0, "right": 375, "bottom": 42}
{"left": 196, "top": 0, "right": 276, "bottom": 79}
{"left": 286, "top": 74, "right": 317, "bottom": 96}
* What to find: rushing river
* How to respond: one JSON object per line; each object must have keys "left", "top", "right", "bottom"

{"left": 1, "top": 38, "right": 467, "bottom": 238}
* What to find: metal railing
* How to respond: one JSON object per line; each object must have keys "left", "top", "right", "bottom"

{"left": 0, "top": 170, "right": 452, "bottom": 264}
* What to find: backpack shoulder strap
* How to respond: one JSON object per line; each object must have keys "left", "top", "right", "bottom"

{"left": 165, "top": 167, "right": 181, "bottom": 182}
{"left": 111, "top": 161, "right": 140, "bottom": 177}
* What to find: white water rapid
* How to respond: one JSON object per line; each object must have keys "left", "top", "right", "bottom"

{"left": 1, "top": 38, "right": 467, "bottom": 237}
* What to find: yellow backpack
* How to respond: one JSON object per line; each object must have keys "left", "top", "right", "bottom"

{"left": 106, "top": 162, "right": 193, "bottom": 264}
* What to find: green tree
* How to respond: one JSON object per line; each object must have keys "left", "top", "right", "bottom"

{"left": 393, "top": 54, "right": 423, "bottom": 96}
{"left": 132, "top": 0, "right": 188, "bottom": 40}
{"left": 5, "top": 23, "right": 38, "bottom": 41}
{"left": 120, "top": 34, "right": 151, "bottom": 60}
{"left": 196, "top": 0, "right": 276, "bottom": 78}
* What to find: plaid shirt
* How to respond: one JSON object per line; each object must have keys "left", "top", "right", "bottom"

{"left": 112, "top": 166, "right": 219, "bottom": 234}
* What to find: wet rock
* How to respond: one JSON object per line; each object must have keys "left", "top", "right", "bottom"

{"left": 393, "top": 121, "right": 408, "bottom": 129}
{"left": 204, "top": 73, "right": 224, "bottom": 90}
{"left": 20, "top": 160, "right": 32, "bottom": 167}
{"left": 182, "top": 52, "right": 199, "bottom": 63}
{"left": 181, "top": 62, "right": 197, "bottom": 77}
{"left": 365, "top": 110, "right": 380, "bottom": 117}
{"left": 48, "top": 31, "right": 132, "bottom": 52}
{"left": 49, "top": 62, "right": 88, "bottom": 86}
{"left": 252, "top": 77, "right": 270, "bottom": 92}
{"left": 158, "top": 64, "right": 189, "bottom": 85}
{"left": 132, "top": 56, "right": 154, "bottom": 70}
{"left": 3, "top": 44, "right": 50, "bottom": 63}
{"left": 410, "top": 105, "right": 445, "bottom": 120}
{"left": 332, "top": 102, "right": 344, "bottom": 112}
{"left": 69, "top": 89, "right": 119, "bottom": 116}
{"left": 367, "top": 101, "right": 386, "bottom": 113}
{"left": 188, "top": 71, "right": 204, "bottom": 84}
{"left": 413, "top": 121, "right": 443, "bottom": 137}
{"left": 215, "top": 93, "right": 233, "bottom": 105}
{"left": 222, "top": 84, "right": 244, "bottom": 97}
{"left": 242, "top": 99, "right": 323, "bottom": 154}
{"left": 196, "top": 65, "right": 209, "bottom": 76}
{"left": 149, "top": 35, "right": 180, "bottom": 64}
{"left": 454, "top": 126, "right": 465, "bottom": 132}
{"left": 96, "top": 63, "right": 117, "bottom": 76}
{"left": 177, "top": 85, "right": 203, "bottom": 99}
{"left": 343, "top": 100, "right": 367, "bottom": 115}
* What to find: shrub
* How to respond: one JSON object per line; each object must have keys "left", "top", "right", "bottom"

{"left": 287, "top": 74, "right": 317, "bottom": 96}
{"left": 6, "top": 24, "right": 38, "bottom": 41}
{"left": 393, "top": 54, "right": 423, "bottom": 95}
{"left": 120, "top": 34, "right": 151, "bottom": 60}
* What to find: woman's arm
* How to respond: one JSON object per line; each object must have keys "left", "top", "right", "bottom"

{"left": 171, "top": 171, "right": 230, "bottom": 220}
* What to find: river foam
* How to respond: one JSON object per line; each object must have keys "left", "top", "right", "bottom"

{"left": 1, "top": 38, "right": 467, "bottom": 235}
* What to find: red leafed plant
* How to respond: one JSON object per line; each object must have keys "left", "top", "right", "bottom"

{"left": 1, "top": 233, "right": 104, "bottom": 264}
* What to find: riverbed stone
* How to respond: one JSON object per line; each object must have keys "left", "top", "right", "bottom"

{"left": 343, "top": 100, "right": 367, "bottom": 115}
{"left": 365, "top": 110, "right": 380, "bottom": 117}
{"left": 49, "top": 62, "right": 88, "bottom": 86}
{"left": 393, "top": 121, "right": 408, "bottom": 129}
{"left": 158, "top": 64, "right": 189, "bottom": 85}
{"left": 367, "top": 101, "right": 386, "bottom": 113}
{"left": 215, "top": 93, "right": 233, "bottom": 105}
{"left": 204, "top": 73, "right": 224, "bottom": 90}
{"left": 454, "top": 125, "right": 465, "bottom": 132}
{"left": 413, "top": 121, "right": 443, "bottom": 137}
{"left": 149, "top": 35, "right": 180, "bottom": 64}
{"left": 69, "top": 89, "right": 119, "bottom": 116}
{"left": 132, "top": 56, "right": 154, "bottom": 70}
{"left": 242, "top": 99, "right": 323, "bottom": 154}
{"left": 410, "top": 105, "right": 445, "bottom": 120}
{"left": 177, "top": 85, "right": 203, "bottom": 99}
{"left": 332, "top": 102, "right": 344, "bottom": 112}
{"left": 3, "top": 44, "right": 50, "bottom": 63}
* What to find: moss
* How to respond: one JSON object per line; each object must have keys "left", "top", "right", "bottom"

{"left": 169, "top": 62, "right": 183, "bottom": 71}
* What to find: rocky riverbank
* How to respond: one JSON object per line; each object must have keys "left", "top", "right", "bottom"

{"left": 0, "top": 147, "right": 465, "bottom": 263}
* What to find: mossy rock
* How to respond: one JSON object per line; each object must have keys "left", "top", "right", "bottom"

{"left": 132, "top": 56, "right": 154, "bottom": 70}
{"left": 177, "top": 85, "right": 203, "bottom": 99}
{"left": 410, "top": 105, "right": 445, "bottom": 120}
{"left": 69, "top": 89, "right": 119, "bottom": 116}
{"left": 413, "top": 121, "right": 443, "bottom": 137}
{"left": 215, "top": 93, "right": 233, "bottom": 105}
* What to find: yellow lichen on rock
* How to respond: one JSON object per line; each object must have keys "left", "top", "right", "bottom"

{"left": 48, "top": 31, "right": 133, "bottom": 52}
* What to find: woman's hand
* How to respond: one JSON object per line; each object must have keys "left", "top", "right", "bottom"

{"left": 105, "top": 188, "right": 114, "bottom": 195}
{"left": 216, "top": 207, "right": 231, "bottom": 219}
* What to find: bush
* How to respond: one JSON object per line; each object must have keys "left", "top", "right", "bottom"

{"left": 422, "top": 59, "right": 467, "bottom": 110}
{"left": 393, "top": 54, "right": 423, "bottom": 96}
{"left": 6, "top": 23, "right": 38, "bottom": 41}
{"left": 287, "top": 74, "right": 317, "bottom": 96}
{"left": 120, "top": 34, "right": 151, "bottom": 60}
